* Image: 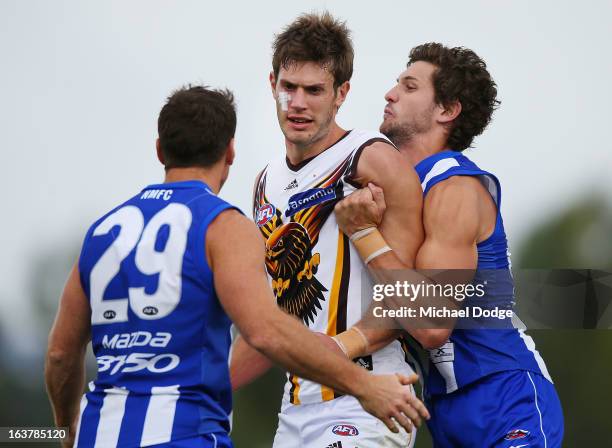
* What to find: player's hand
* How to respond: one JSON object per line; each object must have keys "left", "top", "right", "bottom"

{"left": 314, "top": 332, "right": 347, "bottom": 357}
{"left": 334, "top": 183, "right": 387, "bottom": 236}
{"left": 356, "top": 373, "right": 430, "bottom": 434}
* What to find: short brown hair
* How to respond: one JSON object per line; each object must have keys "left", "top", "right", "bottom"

{"left": 158, "top": 85, "right": 236, "bottom": 169}
{"left": 409, "top": 43, "right": 500, "bottom": 151}
{"left": 272, "top": 12, "right": 354, "bottom": 88}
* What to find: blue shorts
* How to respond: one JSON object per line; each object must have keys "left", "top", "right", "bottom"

{"left": 427, "top": 370, "right": 563, "bottom": 447}
{"left": 150, "top": 433, "right": 233, "bottom": 448}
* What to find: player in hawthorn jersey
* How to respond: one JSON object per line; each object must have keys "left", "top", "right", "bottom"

{"left": 44, "top": 86, "right": 429, "bottom": 448}
{"left": 229, "top": 13, "right": 425, "bottom": 448}
{"left": 332, "top": 44, "right": 564, "bottom": 447}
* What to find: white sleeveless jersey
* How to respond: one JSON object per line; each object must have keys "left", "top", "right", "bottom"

{"left": 253, "top": 129, "right": 415, "bottom": 405}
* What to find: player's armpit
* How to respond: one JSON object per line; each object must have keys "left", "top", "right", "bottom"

{"left": 230, "top": 335, "right": 273, "bottom": 391}
{"left": 45, "top": 263, "right": 91, "bottom": 444}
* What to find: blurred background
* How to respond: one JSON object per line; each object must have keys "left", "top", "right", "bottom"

{"left": 1, "top": 1, "right": 611, "bottom": 446}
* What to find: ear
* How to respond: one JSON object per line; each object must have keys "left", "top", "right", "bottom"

{"left": 156, "top": 138, "right": 165, "bottom": 165}
{"left": 225, "top": 138, "right": 235, "bottom": 166}
{"left": 269, "top": 71, "right": 277, "bottom": 98}
{"left": 334, "top": 81, "right": 351, "bottom": 109}
{"left": 438, "top": 100, "right": 462, "bottom": 124}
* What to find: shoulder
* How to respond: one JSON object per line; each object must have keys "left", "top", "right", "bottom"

{"left": 355, "top": 141, "right": 420, "bottom": 191}
{"left": 424, "top": 176, "right": 484, "bottom": 239}
{"left": 207, "top": 208, "right": 259, "bottom": 243}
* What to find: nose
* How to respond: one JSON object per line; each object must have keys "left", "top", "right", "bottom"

{"left": 384, "top": 85, "right": 398, "bottom": 103}
{"left": 289, "top": 88, "right": 307, "bottom": 110}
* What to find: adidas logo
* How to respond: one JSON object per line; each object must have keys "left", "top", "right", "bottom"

{"left": 326, "top": 442, "right": 342, "bottom": 448}
{"left": 284, "top": 179, "right": 299, "bottom": 190}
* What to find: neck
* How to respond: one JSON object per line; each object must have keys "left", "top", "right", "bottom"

{"left": 285, "top": 122, "right": 346, "bottom": 165}
{"left": 164, "top": 166, "right": 224, "bottom": 194}
{"left": 396, "top": 131, "right": 450, "bottom": 167}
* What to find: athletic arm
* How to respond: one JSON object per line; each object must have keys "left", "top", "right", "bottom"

{"left": 410, "top": 177, "right": 483, "bottom": 346}
{"left": 334, "top": 142, "right": 424, "bottom": 354}
{"left": 208, "top": 209, "right": 429, "bottom": 431}
{"left": 45, "top": 264, "right": 91, "bottom": 448}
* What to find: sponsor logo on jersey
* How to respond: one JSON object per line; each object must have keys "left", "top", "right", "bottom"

{"left": 97, "top": 352, "right": 180, "bottom": 375}
{"left": 102, "top": 331, "right": 172, "bottom": 349}
{"left": 103, "top": 310, "right": 116, "bottom": 319}
{"left": 331, "top": 424, "right": 359, "bottom": 437}
{"left": 325, "top": 442, "right": 343, "bottom": 448}
{"left": 256, "top": 203, "right": 276, "bottom": 227}
{"left": 504, "top": 429, "right": 530, "bottom": 440}
{"left": 284, "top": 179, "right": 299, "bottom": 191}
{"left": 286, "top": 187, "right": 336, "bottom": 217}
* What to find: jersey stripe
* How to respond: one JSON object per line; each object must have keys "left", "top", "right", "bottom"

{"left": 420, "top": 158, "right": 459, "bottom": 192}
{"left": 73, "top": 395, "right": 88, "bottom": 448}
{"left": 140, "top": 385, "right": 180, "bottom": 446}
{"left": 289, "top": 374, "right": 301, "bottom": 405}
{"left": 95, "top": 387, "right": 128, "bottom": 447}
{"left": 321, "top": 231, "right": 346, "bottom": 401}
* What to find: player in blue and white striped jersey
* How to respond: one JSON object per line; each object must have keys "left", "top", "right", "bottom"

{"left": 45, "top": 85, "right": 429, "bottom": 448}
{"left": 332, "top": 44, "right": 564, "bottom": 447}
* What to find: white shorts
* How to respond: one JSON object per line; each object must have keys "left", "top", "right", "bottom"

{"left": 272, "top": 394, "right": 416, "bottom": 448}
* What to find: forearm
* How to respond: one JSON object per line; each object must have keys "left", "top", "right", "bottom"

{"left": 358, "top": 251, "right": 453, "bottom": 349}
{"left": 248, "top": 311, "right": 369, "bottom": 398}
{"left": 230, "top": 335, "right": 273, "bottom": 390}
{"left": 45, "top": 349, "right": 86, "bottom": 432}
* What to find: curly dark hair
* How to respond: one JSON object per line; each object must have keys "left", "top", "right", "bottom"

{"left": 272, "top": 12, "right": 353, "bottom": 88}
{"left": 158, "top": 85, "right": 236, "bottom": 169}
{"left": 409, "top": 43, "right": 500, "bottom": 151}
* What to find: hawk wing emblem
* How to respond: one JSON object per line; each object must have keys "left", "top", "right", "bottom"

{"left": 266, "top": 222, "right": 327, "bottom": 323}
{"left": 254, "top": 156, "right": 353, "bottom": 323}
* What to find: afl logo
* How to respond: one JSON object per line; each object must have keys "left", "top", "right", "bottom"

{"left": 142, "top": 306, "right": 158, "bottom": 316}
{"left": 103, "top": 310, "right": 116, "bottom": 319}
{"left": 332, "top": 424, "right": 359, "bottom": 437}
{"left": 256, "top": 203, "right": 276, "bottom": 227}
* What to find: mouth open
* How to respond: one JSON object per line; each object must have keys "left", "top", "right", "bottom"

{"left": 287, "top": 117, "right": 313, "bottom": 130}
{"left": 288, "top": 117, "right": 313, "bottom": 124}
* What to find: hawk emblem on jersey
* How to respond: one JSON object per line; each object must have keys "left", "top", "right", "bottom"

{"left": 265, "top": 222, "right": 327, "bottom": 322}
{"left": 253, "top": 157, "right": 352, "bottom": 323}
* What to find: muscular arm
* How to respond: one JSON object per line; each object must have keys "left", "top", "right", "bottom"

{"left": 336, "top": 142, "right": 424, "bottom": 352}
{"left": 45, "top": 264, "right": 91, "bottom": 447}
{"left": 208, "top": 209, "right": 429, "bottom": 431}
{"left": 411, "top": 176, "right": 494, "bottom": 345}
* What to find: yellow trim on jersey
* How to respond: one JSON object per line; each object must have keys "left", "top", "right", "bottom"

{"left": 290, "top": 374, "right": 301, "bottom": 405}
{"left": 321, "top": 230, "right": 345, "bottom": 402}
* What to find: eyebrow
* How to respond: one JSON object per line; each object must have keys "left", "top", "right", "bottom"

{"left": 398, "top": 75, "right": 419, "bottom": 83}
{"left": 279, "top": 80, "right": 326, "bottom": 89}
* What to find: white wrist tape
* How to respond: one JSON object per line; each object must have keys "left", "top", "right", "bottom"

{"left": 349, "top": 227, "right": 376, "bottom": 242}
{"left": 364, "top": 245, "right": 392, "bottom": 264}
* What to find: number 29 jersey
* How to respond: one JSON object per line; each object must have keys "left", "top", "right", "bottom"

{"left": 76, "top": 180, "right": 238, "bottom": 447}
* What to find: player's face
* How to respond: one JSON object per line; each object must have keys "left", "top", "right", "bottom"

{"left": 271, "top": 62, "right": 346, "bottom": 149}
{"left": 380, "top": 61, "right": 441, "bottom": 147}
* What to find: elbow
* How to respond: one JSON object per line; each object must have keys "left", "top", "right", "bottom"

{"left": 417, "top": 329, "right": 451, "bottom": 350}
{"left": 45, "top": 348, "right": 71, "bottom": 372}
{"left": 241, "top": 325, "right": 275, "bottom": 354}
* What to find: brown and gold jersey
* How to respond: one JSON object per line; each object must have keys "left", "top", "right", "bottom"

{"left": 253, "top": 129, "right": 415, "bottom": 405}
